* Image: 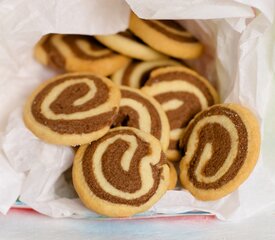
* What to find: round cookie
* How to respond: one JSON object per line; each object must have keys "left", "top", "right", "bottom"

{"left": 34, "top": 34, "right": 130, "bottom": 76}
{"left": 95, "top": 30, "right": 166, "bottom": 61}
{"left": 24, "top": 72, "right": 120, "bottom": 146}
{"left": 73, "top": 127, "right": 170, "bottom": 217}
{"left": 111, "top": 59, "right": 181, "bottom": 88}
{"left": 179, "top": 104, "right": 261, "bottom": 201}
{"left": 112, "top": 86, "right": 170, "bottom": 151}
{"left": 142, "top": 66, "right": 219, "bottom": 161}
{"left": 129, "top": 13, "right": 203, "bottom": 59}
{"left": 167, "top": 161, "right": 178, "bottom": 190}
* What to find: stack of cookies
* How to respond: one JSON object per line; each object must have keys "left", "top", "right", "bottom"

{"left": 24, "top": 13, "right": 261, "bottom": 217}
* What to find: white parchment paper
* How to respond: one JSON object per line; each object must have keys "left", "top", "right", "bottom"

{"left": 0, "top": 0, "right": 275, "bottom": 220}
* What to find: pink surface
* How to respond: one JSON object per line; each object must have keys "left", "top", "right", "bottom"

{"left": 0, "top": 208, "right": 274, "bottom": 240}
{"left": 9, "top": 207, "right": 216, "bottom": 221}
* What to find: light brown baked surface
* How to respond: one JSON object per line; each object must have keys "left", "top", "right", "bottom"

{"left": 24, "top": 72, "right": 120, "bottom": 146}
{"left": 73, "top": 127, "right": 170, "bottom": 217}
{"left": 129, "top": 13, "right": 203, "bottom": 59}
{"left": 34, "top": 34, "right": 130, "bottom": 76}
{"left": 179, "top": 103, "right": 261, "bottom": 201}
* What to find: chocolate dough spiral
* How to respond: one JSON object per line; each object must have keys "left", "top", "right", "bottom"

{"left": 111, "top": 59, "right": 180, "bottom": 88}
{"left": 24, "top": 73, "right": 120, "bottom": 145}
{"left": 129, "top": 13, "right": 203, "bottom": 59}
{"left": 81, "top": 128, "right": 167, "bottom": 205}
{"left": 112, "top": 86, "right": 170, "bottom": 151}
{"left": 35, "top": 34, "right": 130, "bottom": 76}
{"left": 143, "top": 20, "right": 199, "bottom": 43}
{"left": 31, "top": 74, "right": 116, "bottom": 134}
{"left": 142, "top": 66, "right": 219, "bottom": 160}
{"left": 41, "top": 34, "right": 115, "bottom": 69}
{"left": 73, "top": 127, "right": 170, "bottom": 217}
{"left": 180, "top": 106, "right": 248, "bottom": 189}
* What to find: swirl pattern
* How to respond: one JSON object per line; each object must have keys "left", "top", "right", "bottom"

{"left": 111, "top": 59, "right": 181, "bottom": 88}
{"left": 142, "top": 66, "right": 219, "bottom": 161}
{"left": 112, "top": 86, "right": 170, "bottom": 151}
{"left": 73, "top": 127, "right": 170, "bottom": 217}
{"left": 144, "top": 20, "right": 198, "bottom": 43}
{"left": 179, "top": 104, "right": 260, "bottom": 201}
{"left": 129, "top": 13, "right": 203, "bottom": 59}
{"left": 34, "top": 34, "right": 130, "bottom": 76}
{"left": 24, "top": 73, "right": 120, "bottom": 145}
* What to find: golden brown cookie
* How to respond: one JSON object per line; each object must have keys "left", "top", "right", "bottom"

{"left": 167, "top": 161, "right": 178, "bottom": 190}
{"left": 95, "top": 30, "right": 166, "bottom": 61}
{"left": 142, "top": 66, "right": 219, "bottom": 161}
{"left": 34, "top": 34, "right": 130, "bottom": 76}
{"left": 112, "top": 86, "right": 170, "bottom": 151}
{"left": 24, "top": 73, "right": 120, "bottom": 146}
{"left": 129, "top": 13, "right": 203, "bottom": 59}
{"left": 73, "top": 127, "right": 170, "bottom": 217}
{"left": 179, "top": 104, "right": 261, "bottom": 201}
{"left": 111, "top": 59, "right": 181, "bottom": 88}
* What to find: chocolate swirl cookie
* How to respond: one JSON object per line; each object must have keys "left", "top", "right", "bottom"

{"left": 129, "top": 13, "right": 203, "bottom": 59}
{"left": 111, "top": 59, "right": 181, "bottom": 88}
{"left": 73, "top": 127, "right": 170, "bottom": 217}
{"left": 34, "top": 34, "right": 130, "bottom": 76}
{"left": 24, "top": 73, "right": 120, "bottom": 146}
{"left": 142, "top": 66, "right": 219, "bottom": 161}
{"left": 179, "top": 104, "right": 260, "bottom": 201}
{"left": 112, "top": 86, "right": 170, "bottom": 151}
{"left": 95, "top": 30, "right": 166, "bottom": 61}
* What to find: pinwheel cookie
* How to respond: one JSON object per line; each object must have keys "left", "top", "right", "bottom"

{"left": 34, "top": 34, "right": 130, "bottom": 76}
{"left": 73, "top": 127, "right": 170, "bottom": 217}
{"left": 179, "top": 104, "right": 260, "bottom": 201}
{"left": 129, "top": 13, "right": 203, "bottom": 59}
{"left": 111, "top": 59, "right": 181, "bottom": 88}
{"left": 95, "top": 30, "right": 166, "bottom": 61}
{"left": 112, "top": 86, "right": 170, "bottom": 151}
{"left": 142, "top": 66, "right": 219, "bottom": 161}
{"left": 24, "top": 73, "right": 120, "bottom": 146}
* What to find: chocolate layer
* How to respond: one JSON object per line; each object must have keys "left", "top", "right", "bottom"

{"left": 32, "top": 74, "right": 117, "bottom": 134}
{"left": 118, "top": 30, "right": 140, "bottom": 41}
{"left": 112, "top": 106, "right": 140, "bottom": 128}
{"left": 41, "top": 34, "right": 66, "bottom": 68}
{"left": 121, "top": 61, "right": 173, "bottom": 88}
{"left": 146, "top": 71, "right": 215, "bottom": 107}
{"left": 147, "top": 71, "right": 215, "bottom": 153}
{"left": 41, "top": 34, "right": 115, "bottom": 69}
{"left": 62, "top": 35, "right": 115, "bottom": 59}
{"left": 154, "top": 92, "right": 201, "bottom": 130}
{"left": 181, "top": 106, "right": 248, "bottom": 189}
{"left": 82, "top": 129, "right": 166, "bottom": 206}
{"left": 160, "top": 20, "right": 185, "bottom": 31}
{"left": 143, "top": 20, "right": 198, "bottom": 43}
{"left": 112, "top": 89, "right": 162, "bottom": 141}
{"left": 120, "top": 61, "right": 139, "bottom": 86}
{"left": 168, "top": 139, "right": 179, "bottom": 150}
